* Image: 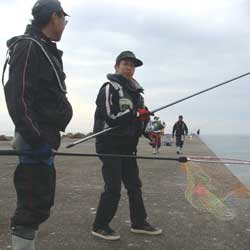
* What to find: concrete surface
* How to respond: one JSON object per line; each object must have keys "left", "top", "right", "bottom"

{"left": 0, "top": 135, "right": 250, "bottom": 250}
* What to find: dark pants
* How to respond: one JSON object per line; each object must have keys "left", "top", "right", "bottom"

{"left": 93, "top": 148, "right": 147, "bottom": 229}
{"left": 176, "top": 135, "right": 184, "bottom": 148}
{"left": 11, "top": 163, "right": 56, "bottom": 230}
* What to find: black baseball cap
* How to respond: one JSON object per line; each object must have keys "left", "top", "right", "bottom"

{"left": 116, "top": 51, "right": 143, "bottom": 67}
{"left": 32, "top": 0, "right": 69, "bottom": 19}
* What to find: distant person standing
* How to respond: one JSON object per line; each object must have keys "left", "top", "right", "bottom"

{"left": 146, "top": 116, "right": 165, "bottom": 154}
{"left": 172, "top": 115, "right": 188, "bottom": 154}
{"left": 2, "top": 1, "right": 72, "bottom": 249}
{"left": 197, "top": 129, "right": 200, "bottom": 136}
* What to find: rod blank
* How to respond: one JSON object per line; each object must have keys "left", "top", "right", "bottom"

{"left": 0, "top": 150, "right": 187, "bottom": 162}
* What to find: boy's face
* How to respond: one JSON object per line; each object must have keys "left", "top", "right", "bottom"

{"left": 115, "top": 59, "right": 136, "bottom": 79}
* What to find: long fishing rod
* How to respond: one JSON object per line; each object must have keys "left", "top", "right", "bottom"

{"left": 66, "top": 71, "right": 250, "bottom": 149}
{"left": 1, "top": 150, "right": 250, "bottom": 165}
{"left": 0, "top": 150, "right": 187, "bottom": 162}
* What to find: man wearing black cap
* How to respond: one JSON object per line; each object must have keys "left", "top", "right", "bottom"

{"left": 92, "top": 51, "right": 162, "bottom": 240}
{"left": 172, "top": 115, "right": 188, "bottom": 154}
{"left": 2, "top": 1, "right": 72, "bottom": 249}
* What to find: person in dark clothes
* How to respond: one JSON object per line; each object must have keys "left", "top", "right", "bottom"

{"left": 92, "top": 51, "right": 162, "bottom": 240}
{"left": 2, "top": 1, "right": 72, "bottom": 249}
{"left": 172, "top": 115, "right": 188, "bottom": 154}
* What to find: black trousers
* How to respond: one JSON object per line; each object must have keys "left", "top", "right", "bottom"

{"left": 176, "top": 135, "right": 184, "bottom": 148}
{"left": 11, "top": 163, "right": 56, "bottom": 230}
{"left": 93, "top": 148, "right": 147, "bottom": 229}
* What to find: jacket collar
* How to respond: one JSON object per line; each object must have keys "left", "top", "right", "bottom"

{"left": 107, "top": 73, "right": 144, "bottom": 93}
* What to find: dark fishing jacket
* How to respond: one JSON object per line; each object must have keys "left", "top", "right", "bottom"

{"left": 172, "top": 121, "right": 188, "bottom": 137}
{"left": 94, "top": 73, "right": 147, "bottom": 152}
{"left": 3, "top": 25, "right": 73, "bottom": 149}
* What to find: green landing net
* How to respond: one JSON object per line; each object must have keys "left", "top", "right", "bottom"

{"left": 182, "top": 156, "right": 250, "bottom": 221}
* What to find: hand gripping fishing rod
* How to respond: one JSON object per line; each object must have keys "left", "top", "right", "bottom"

{"left": 66, "top": 71, "right": 250, "bottom": 149}
{"left": 0, "top": 150, "right": 187, "bottom": 163}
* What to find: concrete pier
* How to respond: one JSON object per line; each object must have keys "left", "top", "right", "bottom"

{"left": 0, "top": 135, "right": 250, "bottom": 250}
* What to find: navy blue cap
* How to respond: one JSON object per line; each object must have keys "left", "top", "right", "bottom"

{"left": 32, "top": 0, "right": 69, "bottom": 19}
{"left": 116, "top": 51, "right": 143, "bottom": 67}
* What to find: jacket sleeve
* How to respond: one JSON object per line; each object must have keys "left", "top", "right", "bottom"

{"left": 184, "top": 122, "right": 188, "bottom": 135}
{"left": 172, "top": 122, "right": 176, "bottom": 136}
{"left": 96, "top": 83, "right": 134, "bottom": 127}
{"left": 5, "top": 40, "right": 43, "bottom": 147}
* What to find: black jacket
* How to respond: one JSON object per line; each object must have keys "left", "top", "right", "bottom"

{"left": 3, "top": 25, "right": 73, "bottom": 149}
{"left": 172, "top": 121, "right": 188, "bottom": 137}
{"left": 94, "top": 73, "right": 146, "bottom": 152}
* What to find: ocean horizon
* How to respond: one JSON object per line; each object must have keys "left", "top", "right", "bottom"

{"left": 200, "top": 134, "right": 250, "bottom": 186}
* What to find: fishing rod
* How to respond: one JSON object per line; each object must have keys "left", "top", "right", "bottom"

{"left": 66, "top": 71, "right": 250, "bottom": 149}
{"left": 0, "top": 150, "right": 187, "bottom": 162}
{"left": 1, "top": 150, "right": 250, "bottom": 165}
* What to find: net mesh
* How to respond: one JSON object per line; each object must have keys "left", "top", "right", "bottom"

{"left": 182, "top": 159, "right": 250, "bottom": 221}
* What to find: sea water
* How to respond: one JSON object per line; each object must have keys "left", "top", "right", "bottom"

{"left": 201, "top": 135, "right": 250, "bottom": 186}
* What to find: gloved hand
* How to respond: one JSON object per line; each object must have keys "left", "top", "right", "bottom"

{"left": 136, "top": 108, "right": 150, "bottom": 121}
{"left": 31, "top": 144, "right": 53, "bottom": 161}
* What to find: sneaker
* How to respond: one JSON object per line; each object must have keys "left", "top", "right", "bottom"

{"left": 131, "top": 222, "right": 162, "bottom": 235}
{"left": 92, "top": 226, "right": 120, "bottom": 240}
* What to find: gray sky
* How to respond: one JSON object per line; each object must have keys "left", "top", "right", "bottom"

{"left": 0, "top": 0, "right": 249, "bottom": 135}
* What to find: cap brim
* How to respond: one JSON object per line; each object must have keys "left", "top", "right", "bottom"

{"left": 116, "top": 56, "right": 143, "bottom": 67}
{"left": 126, "top": 57, "right": 143, "bottom": 67}
{"left": 63, "top": 11, "right": 70, "bottom": 17}
{"left": 134, "top": 58, "right": 143, "bottom": 67}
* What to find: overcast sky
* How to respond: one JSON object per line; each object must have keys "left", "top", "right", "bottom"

{"left": 0, "top": 0, "right": 249, "bottom": 135}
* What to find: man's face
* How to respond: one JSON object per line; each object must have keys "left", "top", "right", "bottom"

{"left": 115, "top": 59, "right": 136, "bottom": 79}
{"left": 50, "top": 12, "right": 67, "bottom": 41}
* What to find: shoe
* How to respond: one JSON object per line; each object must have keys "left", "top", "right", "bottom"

{"left": 12, "top": 235, "right": 35, "bottom": 250}
{"left": 92, "top": 226, "right": 120, "bottom": 241}
{"left": 131, "top": 222, "right": 162, "bottom": 235}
